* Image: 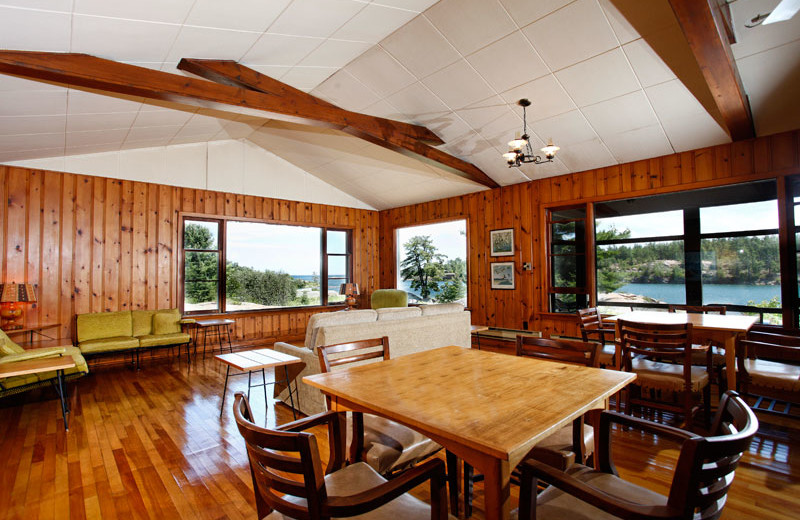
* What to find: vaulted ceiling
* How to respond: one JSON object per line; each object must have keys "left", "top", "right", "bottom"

{"left": 0, "top": 0, "right": 798, "bottom": 209}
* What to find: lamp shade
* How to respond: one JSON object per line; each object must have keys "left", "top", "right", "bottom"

{"left": 0, "top": 283, "right": 36, "bottom": 303}
{"left": 339, "top": 283, "right": 359, "bottom": 296}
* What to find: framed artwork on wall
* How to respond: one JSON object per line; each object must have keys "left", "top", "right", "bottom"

{"left": 490, "top": 262, "right": 515, "bottom": 290}
{"left": 490, "top": 228, "right": 514, "bottom": 256}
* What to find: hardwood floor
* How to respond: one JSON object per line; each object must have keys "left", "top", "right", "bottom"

{"left": 1, "top": 349, "right": 798, "bottom": 519}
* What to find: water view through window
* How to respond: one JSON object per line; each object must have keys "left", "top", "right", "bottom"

{"left": 396, "top": 220, "right": 467, "bottom": 304}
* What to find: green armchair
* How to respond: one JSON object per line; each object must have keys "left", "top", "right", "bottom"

{"left": 370, "top": 289, "right": 408, "bottom": 309}
{"left": 0, "top": 329, "right": 88, "bottom": 398}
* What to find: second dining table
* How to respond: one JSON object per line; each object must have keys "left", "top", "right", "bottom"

{"left": 304, "top": 345, "right": 635, "bottom": 520}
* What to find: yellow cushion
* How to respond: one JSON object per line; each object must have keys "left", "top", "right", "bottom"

{"left": 631, "top": 358, "right": 710, "bottom": 392}
{"left": 78, "top": 336, "right": 139, "bottom": 353}
{"left": 131, "top": 310, "right": 156, "bottom": 337}
{"left": 0, "top": 347, "right": 66, "bottom": 364}
{"left": 137, "top": 332, "right": 191, "bottom": 348}
{"left": 0, "top": 329, "right": 25, "bottom": 355}
{"left": 153, "top": 310, "right": 181, "bottom": 335}
{"left": 77, "top": 311, "right": 133, "bottom": 343}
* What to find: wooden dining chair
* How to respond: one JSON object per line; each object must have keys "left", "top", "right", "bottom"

{"left": 724, "top": 327, "right": 800, "bottom": 416}
{"left": 454, "top": 337, "right": 601, "bottom": 518}
{"left": 668, "top": 304, "right": 727, "bottom": 381}
{"left": 233, "top": 392, "right": 451, "bottom": 520}
{"left": 577, "top": 307, "right": 617, "bottom": 368}
{"left": 618, "top": 319, "right": 712, "bottom": 430}
{"left": 517, "top": 390, "right": 758, "bottom": 520}
{"left": 317, "top": 337, "right": 442, "bottom": 476}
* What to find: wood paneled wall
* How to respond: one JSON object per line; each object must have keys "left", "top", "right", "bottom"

{"left": 0, "top": 166, "right": 379, "bottom": 346}
{"left": 379, "top": 130, "right": 800, "bottom": 337}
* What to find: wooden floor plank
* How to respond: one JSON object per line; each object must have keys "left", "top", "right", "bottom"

{"left": 0, "top": 349, "right": 798, "bottom": 519}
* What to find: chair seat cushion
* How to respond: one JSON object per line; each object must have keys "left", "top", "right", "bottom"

{"left": 631, "top": 357, "right": 709, "bottom": 392}
{"left": 724, "top": 359, "right": 800, "bottom": 392}
{"left": 532, "top": 464, "right": 667, "bottom": 520}
{"left": 78, "top": 336, "right": 139, "bottom": 353}
{"left": 264, "top": 462, "right": 455, "bottom": 520}
{"left": 597, "top": 344, "right": 615, "bottom": 366}
{"left": 137, "top": 332, "right": 191, "bottom": 348}
{"left": 535, "top": 423, "right": 594, "bottom": 456}
{"left": 347, "top": 414, "right": 441, "bottom": 475}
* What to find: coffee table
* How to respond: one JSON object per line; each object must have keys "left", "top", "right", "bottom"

{"left": 215, "top": 348, "right": 302, "bottom": 421}
{"left": 305, "top": 346, "right": 635, "bottom": 519}
{"left": 0, "top": 355, "right": 76, "bottom": 431}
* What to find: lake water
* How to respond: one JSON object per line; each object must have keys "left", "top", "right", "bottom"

{"left": 613, "top": 283, "right": 781, "bottom": 306}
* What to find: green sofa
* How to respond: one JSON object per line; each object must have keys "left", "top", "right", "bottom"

{"left": 0, "top": 329, "right": 88, "bottom": 397}
{"left": 76, "top": 309, "right": 193, "bottom": 367}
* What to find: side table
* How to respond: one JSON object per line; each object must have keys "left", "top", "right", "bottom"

{"left": 3, "top": 323, "right": 62, "bottom": 346}
{"left": 194, "top": 318, "right": 235, "bottom": 358}
{"left": 0, "top": 355, "right": 76, "bottom": 430}
{"left": 215, "top": 348, "right": 302, "bottom": 421}
{"left": 471, "top": 325, "right": 489, "bottom": 350}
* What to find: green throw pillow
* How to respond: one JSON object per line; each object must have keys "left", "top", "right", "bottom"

{"left": 153, "top": 311, "right": 181, "bottom": 335}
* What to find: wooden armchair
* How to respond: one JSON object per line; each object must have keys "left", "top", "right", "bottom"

{"left": 517, "top": 391, "right": 758, "bottom": 520}
{"left": 668, "top": 305, "right": 727, "bottom": 376}
{"left": 618, "top": 319, "right": 711, "bottom": 430}
{"left": 317, "top": 337, "right": 442, "bottom": 476}
{"left": 726, "top": 328, "right": 800, "bottom": 416}
{"left": 577, "top": 307, "right": 617, "bottom": 367}
{"left": 233, "top": 392, "right": 450, "bottom": 520}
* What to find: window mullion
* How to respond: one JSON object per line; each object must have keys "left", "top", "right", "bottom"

{"left": 684, "top": 208, "right": 701, "bottom": 306}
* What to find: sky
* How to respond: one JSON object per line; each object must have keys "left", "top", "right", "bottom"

{"left": 226, "top": 221, "right": 322, "bottom": 275}
{"left": 596, "top": 200, "right": 778, "bottom": 238}
{"left": 396, "top": 219, "right": 467, "bottom": 261}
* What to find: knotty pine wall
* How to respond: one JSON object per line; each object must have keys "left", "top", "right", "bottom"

{"left": 379, "top": 129, "right": 800, "bottom": 338}
{"left": 0, "top": 165, "right": 380, "bottom": 347}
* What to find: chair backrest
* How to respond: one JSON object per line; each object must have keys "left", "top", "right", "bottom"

{"left": 668, "top": 391, "right": 758, "bottom": 519}
{"left": 317, "top": 336, "right": 390, "bottom": 373}
{"left": 515, "top": 336, "right": 599, "bottom": 368}
{"left": 234, "top": 392, "right": 330, "bottom": 520}
{"left": 576, "top": 307, "right": 612, "bottom": 345}
{"left": 668, "top": 304, "right": 727, "bottom": 315}
{"left": 617, "top": 319, "right": 693, "bottom": 368}
{"left": 739, "top": 329, "right": 800, "bottom": 363}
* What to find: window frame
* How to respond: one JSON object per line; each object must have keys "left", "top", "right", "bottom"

{"left": 546, "top": 203, "right": 593, "bottom": 314}
{"left": 179, "top": 213, "right": 353, "bottom": 315}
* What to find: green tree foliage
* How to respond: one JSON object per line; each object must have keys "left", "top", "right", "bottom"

{"left": 438, "top": 257, "right": 467, "bottom": 303}
{"left": 400, "top": 236, "right": 445, "bottom": 300}
{"left": 226, "top": 262, "right": 302, "bottom": 307}
{"left": 184, "top": 224, "right": 218, "bottom": 304}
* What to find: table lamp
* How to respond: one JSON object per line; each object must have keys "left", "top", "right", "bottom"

{"left": 0, "top": 283, "right": 37, "bottom": 330}
{"left": 339, "top": 283, "right": 359, "bottom": 311}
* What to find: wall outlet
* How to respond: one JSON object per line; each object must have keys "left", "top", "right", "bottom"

{"left": 522, "top": 262, "right": 532, "bottom": 270}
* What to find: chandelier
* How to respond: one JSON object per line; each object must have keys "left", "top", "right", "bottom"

{"left": 503, "top": 99, "right": 559, "bottom": 167}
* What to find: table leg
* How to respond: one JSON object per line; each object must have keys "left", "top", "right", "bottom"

{"left": 446, "top": 450, "right": 459, "bottom": 516}
{"left": 284, "top": 365, "right": 297, "bottom": 420}
{"left": 56, "top": 369, "right": 69, "bottom": 431}
{"left": 226, "top": 324, "right": 233, "bottom": 353}
{"left": 261, "top": 368, "right": 268, "bottom": 411}
{"left": 220, "top": 365, "right": 231, "bottom": 418}
{"left": 476, "top": 332, "right": 482, "bottom": 350}
{"left": 480, "top": 457, "right": 511, "bottom": 520}
{"left": 724, "top": 333, "right": 737, "bottom": 391}
{"left": 202, "top": 327, "right": 208, "bottom": 360}
{"left": 247, "top": 370, "right": 252, "bottom": 400}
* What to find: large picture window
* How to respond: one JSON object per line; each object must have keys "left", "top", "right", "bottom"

{"left": 396, "top": 220, "right": 467, "bottom": 305}
{"left": 595, "top": 181, "right": 781, "bottom": 322}
{"left": 182, "top": 217, "right": 351, "bottom": 314}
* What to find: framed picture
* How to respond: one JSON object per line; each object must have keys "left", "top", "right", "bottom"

{"left": 490, "top": 228, "right": 514, "bottom": 256}
{"left": 490, "top": 262, "right": 515, "bottom": 290}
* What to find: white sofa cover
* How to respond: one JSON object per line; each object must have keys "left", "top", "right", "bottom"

{"left": 274, "top": 303, "right": 471, "bottom": 416}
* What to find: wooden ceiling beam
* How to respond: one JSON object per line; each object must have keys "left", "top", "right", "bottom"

{"left": 0, "top": 51, "right": 498, "bottom": 188}
{"left": 178, "top": 59, "right": 499, "bottom": 188}
{"left": 668, "top": 0, "right": 755, "bottom": 141}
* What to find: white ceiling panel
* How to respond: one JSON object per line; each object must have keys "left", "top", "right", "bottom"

{"left": 456, "top": 96, "right": 513, "bottom": 132}
{"left": 66, "top": 128, "right": 129, "bottom": 148}
{"left": 498, "top": 0, "right": 574, "bottom": 28}
{"left": 555, "top": 48, "right": 640, "bottom": 107}
{"left": 345, "top": 47, "right": 417, "bottom": 99}
{"left": 380, "top": 16, "right": 461, "bottom": 78}
{"left": 523, "top": 0, "right": 618, "bottom": 71}
{"left": 422, "top": 60, "right": 496, "bottom": 110}
{"left": 73, "top": 0, "right": 195, "bottom": 24}
{"left": 0, "top": 90, "right": 67, "bottom": 116}
{"left": 385, "top": 82, "right": 448, "bottom": 123}
{"left": 467, "top": 31, "right": 550, "bottom": 94}
{"left": 65, "top": 112, "right": 138, "bottom": 133}
{"left": 280, "top": 67, "right": 340, "bottom": 91}
{"left": 623, "top": 39, "right": 677, "bottom": 88}
{"left": 0, "top": 6, "right": 71, "bottom": 52}
{"left": 332, "top": 3, "right": 419, "bottom": 44}
{"left": 267, "top": 0, "right": 366, "bottom": 39}
{"left": 500, "top": 74, "right": 576, "bottom": 122}
{"left": 0, "top": 0, "right": 72, "bottom": 10}
{"left": 0, "top": 132, "right": 64, "bottom": 153}
{"left": 556, "top": 137, "right": 615, "bottom": 172}
{"left": 0, "top": 115, "right": 66, "bottom": 136}
{"left": 125, "top": 125, "right": 182, "bottom": 143}
{"left": 581, "top": 90, "right": 659, "bottom": 136}
{"left": 597, "top": 0, "right": 640, "bottom": 45}
{"left": 241, "top": 33, "right": 324, "bottom": 66}
{"left": 165, "top": 26, "right": 262, "bottom": 63}
{"left": 67, "top": 90, "right": 143, "bottom": 114}
{"left": 298, "top": 39, "right": 373, "bottom": 69}
{"left": 425, "top": 0, "right": 516, "bottom": 56}
{"left": 312, "top": 70, "right": 382, "bottom": 111}
{"left": 72, "top": 16, "right": 182, "bottom": 62}
{"left": 529, "top": 109, "right": 598, "bottom": 147}
{"left": 185, "top": 0, "right": 291, "bottom": 33}
{"left": 602, "top": 124, "right": 673, "bottom": 164}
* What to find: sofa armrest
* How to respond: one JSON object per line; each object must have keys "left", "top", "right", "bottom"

{"left": 272, "top": 341, "right": 326, "bottom": 416}
{"left": 0, "top": 346, "right": 67, "bottom": 364}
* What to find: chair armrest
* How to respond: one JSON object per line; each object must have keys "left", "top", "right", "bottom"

{"left": 278, "top": 410, "right": 347, "bottom": 474}
{"left": 519, "top": 459, "right": 681, "bottom": 520}
{"left": 278, "top": 410, "right": 342, "bottom": 433}
{"left": 0, "top": 347, "right": 67, "bottom": 364}
{"left": 179, "top": 318, "right": 196, "bottom": 325}
{"left": 325, "top": 458, "right": 447, "bottom": 517}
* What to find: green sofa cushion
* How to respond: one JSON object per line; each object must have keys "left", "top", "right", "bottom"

{"left": 0, "top": 329, "right": 25, "bottom": 356}
{"left": 0, "top": 347, "right": 66, "bottom": 364}
{"left": 132, "top": 310, "right": 157, "bottom": 337}
{"left": 78, "top": 336, "right": 139, "bottom": 354}
{"left": 370, "top": 289, "right": 408, "bottom": 309}
{"left": 77, "top": 311, "right": 133, "bottom": 343}
{"left": 153, "top": 309, "right": 181, "bottom": 335}
{"left": 0, "top": 346, "right": 88, "bottom": 391}
{"left": 137, "top": 332, "right": 191, "bottom": 348}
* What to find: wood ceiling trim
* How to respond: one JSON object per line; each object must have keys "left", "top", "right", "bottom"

{"left": 668, "top": 0, "right": 754, "bottom": 141}
{"left": 178, "top": 59, "right": 499, "bottom": 189}
{"left": 0, "top": 51, "right": 497, "bottom": 189}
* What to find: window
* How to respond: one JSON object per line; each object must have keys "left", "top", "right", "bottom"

{"left": 548, "top": 206, "right": 589, "bottom": 313}
{"left": 594, "top": 181, "right": 781, "bottom": 321}
{"left": 396, "top": 220, "right": 467, "bottom": 304}
{"left": 182, "top": 218, "right": 351, "bottom": 314}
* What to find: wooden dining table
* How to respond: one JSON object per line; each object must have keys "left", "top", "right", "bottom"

{"left": 304, "top": 345, "right": 635, "bottom": 520}
{"left": 607, "top": 310, "right": 758, "bottom": 390}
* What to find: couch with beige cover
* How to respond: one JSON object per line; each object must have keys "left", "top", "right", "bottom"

{"left": 273, "top": 303, "right": 471, "bottom": 417}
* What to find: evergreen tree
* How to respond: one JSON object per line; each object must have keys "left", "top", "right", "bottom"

{"left": 400, "top": 236, "right": 445, "bottom": 300}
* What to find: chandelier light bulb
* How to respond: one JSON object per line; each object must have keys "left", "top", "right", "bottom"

{"left": 502, "top": 99, "right": 559, "bottom": 168}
